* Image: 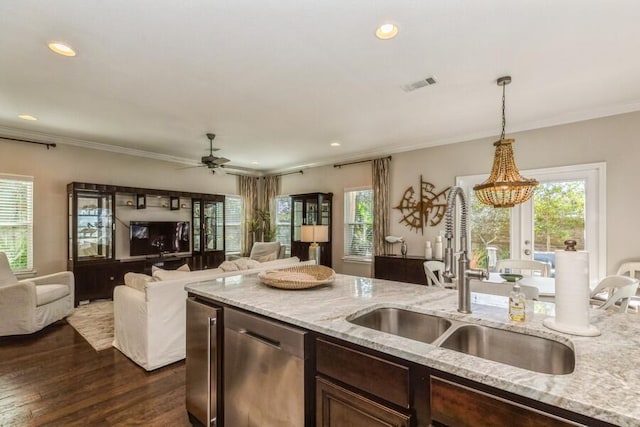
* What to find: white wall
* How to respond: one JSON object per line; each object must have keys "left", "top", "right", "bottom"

{"left": 0, "top": 142, "right": 236, "bottom": 274}
{"left": 283, "top": 111, "right": 640, "bottom": 277}
{"left": 2, "top": 111, "right": 639, "bottom": 277}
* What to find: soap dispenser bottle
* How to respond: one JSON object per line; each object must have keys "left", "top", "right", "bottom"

{"left": 509, "top": 283, "right": 526, "bottom": 322}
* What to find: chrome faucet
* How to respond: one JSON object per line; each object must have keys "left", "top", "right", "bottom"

{"left": 442, "top": 186, "right": 487, "bottom": 313}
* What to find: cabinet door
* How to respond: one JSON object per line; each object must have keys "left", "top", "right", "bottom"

{"left": 192, "top": 200, "right": 202, "bottom": 254}
{"left": 74, "top": 262, "right": 120, "bottom": 305}
{"left": 316, "top": 377, "right": 411, "bottom": 427}
{"left": 74, "top": 191, "right": 114, "bottom": 262}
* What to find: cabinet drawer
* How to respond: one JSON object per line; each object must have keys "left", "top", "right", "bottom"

{"left": 316, "top": 376, "right": 411, "bottom": 427}
{"left": 430, "top": 376, "right": 582, "bottom": 427}
{"left": 316, "top": 338, "right": 410, "bottom": 408}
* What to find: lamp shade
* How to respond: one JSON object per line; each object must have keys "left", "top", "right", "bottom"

{"left": 300, "top": 225, "right": 329, "bottom": 243}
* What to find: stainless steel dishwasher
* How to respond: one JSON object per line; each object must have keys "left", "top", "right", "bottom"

{"left": 186, "top": 297, "right": 222, "bottom": 427}
{"left": 224, "top": 307, "right": 308, "bottom": 427}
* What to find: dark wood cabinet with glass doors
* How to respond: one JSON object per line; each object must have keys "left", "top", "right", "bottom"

{"left": 191, "top": 196, "right": 225, "bottom": 270}
{"left": 290, "top": 192, "right": 332, "bottom": 267}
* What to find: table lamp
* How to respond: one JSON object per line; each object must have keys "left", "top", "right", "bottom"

{"left": 301, "top": 224, "right": 329, "bottom": 264}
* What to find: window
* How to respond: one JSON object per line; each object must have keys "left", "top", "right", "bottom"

{"left": 274, "top": 195, "right": 291, "bottom": 257}
{"left": 225, "top": 196, "right": 242, "bottom": 256}
{"left": 344, "top": 189, "right": 373, "bottom": 260}
{"left": 0, "top": 174, "right": 34, "bottom": 272}
{"left": 458, "top": 162, "right": 605, "bottom": 284}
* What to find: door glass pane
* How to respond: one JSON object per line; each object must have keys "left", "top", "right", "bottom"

{"left": 533, "top": 180, "right": 585, "bottom": 275}
{"left": 293, "top": 200, "right": 303, "bottom": 241}
{"left": 469, "top": 191, "right": 511, "bottom": 271}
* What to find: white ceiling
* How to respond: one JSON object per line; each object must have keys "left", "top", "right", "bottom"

{"left": 1, "top": 1, "right": 640, "bottom": 173}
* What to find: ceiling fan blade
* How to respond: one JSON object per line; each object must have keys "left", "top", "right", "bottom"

{"left": 213, "top": 157, "right": 230, "bottom": 165}
{"left": 177, "top": 164, "right": 207, "bottom": 170}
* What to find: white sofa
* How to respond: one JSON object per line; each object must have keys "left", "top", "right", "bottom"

{"left": 113, "top": 256, "right": 314, "bottom": 370}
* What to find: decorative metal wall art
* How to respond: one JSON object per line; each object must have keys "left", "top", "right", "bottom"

{"left": 394, "top": 176, "right": 450, "bottom": 234}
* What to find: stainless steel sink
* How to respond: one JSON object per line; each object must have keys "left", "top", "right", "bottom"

{"left": 349, "top": 308, "right": 452, "bottom": 344}
{"left": 439, "top": 324, "right": 575, "bottom": 375}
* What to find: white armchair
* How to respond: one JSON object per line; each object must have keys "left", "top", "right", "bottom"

{"left": 0, "top": 252, "right": 74, "bottom": 336}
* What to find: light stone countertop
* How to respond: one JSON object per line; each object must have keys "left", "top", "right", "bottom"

{"left": 185, "top": 272, "right": 640, "bottom": 426}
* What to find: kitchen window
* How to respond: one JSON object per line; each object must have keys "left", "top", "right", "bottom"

{"left": 0, "top": 174, "right": 34, "bottom": 273}
{"left": 344, "top": 188, "right": 373, "bottom": 261}
{"left": 224, "top": 195, "right": 242, "bottom": 256}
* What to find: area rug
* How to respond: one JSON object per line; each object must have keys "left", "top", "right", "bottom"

{"left": 66, "top": 300, "right": 114, "bottom": 351}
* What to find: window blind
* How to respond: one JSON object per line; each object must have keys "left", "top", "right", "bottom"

{"left": 344, "top": 189, "right": 373, "bottom": 258}
{"left": 274, "top": 195, "right": 291, "bottom": 256}
{"left": 225, "top": 195, "right": 243, "bottom": 254}
{"left": 0, "top": 174, "right": 34, "bottom": 271}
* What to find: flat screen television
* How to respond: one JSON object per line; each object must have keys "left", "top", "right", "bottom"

{"left": 129, "top": 221, "right": 190, "bottom": 256}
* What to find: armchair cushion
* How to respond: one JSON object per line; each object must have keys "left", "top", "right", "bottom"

{"left": 35, "top": 284, "right": 70, "bottom": 306}
{"left": 249, "top": 242, "right": 281, "bottom": 262}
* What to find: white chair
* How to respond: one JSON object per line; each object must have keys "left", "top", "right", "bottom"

{"left": 424, "top": 261, "right": 447, "bottom": 288}
{"left": 0, "top": 252, "right": 74, "bottom": 336}
{"left": 249, "top": 242, "right": 284, "bottom": 262}
{"left": 496, "top": 259, "right": 550, "bottom": 277}
{"left": 615, "top": 261, "right": 640, "bottom": 311}
{"left": 471, "top": 281, "right": 539, "bottom": 300}
{"left": 590, "top": 275, "right": 639, "bottom": 312}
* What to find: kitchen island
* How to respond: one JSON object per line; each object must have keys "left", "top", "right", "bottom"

{"left": 186, "top": 272, "right": 640, "bottom": 426}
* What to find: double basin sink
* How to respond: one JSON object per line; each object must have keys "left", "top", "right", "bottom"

{"left": 349, "top": 307, "right": 575, "bottom": 375}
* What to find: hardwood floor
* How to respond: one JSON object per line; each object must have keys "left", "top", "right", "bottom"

{"left": 0, "top": 321, "right": 191, "bottom": 426}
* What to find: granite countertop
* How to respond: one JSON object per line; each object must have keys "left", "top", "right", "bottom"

{"left": 185, "top": 272, "right": 640, "bottom": 426}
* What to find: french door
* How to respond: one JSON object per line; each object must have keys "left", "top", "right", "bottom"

{"left": 457, "top": 162, "right": 605, "bottom": 286}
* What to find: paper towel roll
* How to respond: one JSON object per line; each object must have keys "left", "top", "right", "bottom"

{"left": 543, "top": 249, "right": 600, "bottom": 336}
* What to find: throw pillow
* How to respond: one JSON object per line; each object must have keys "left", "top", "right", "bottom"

{"left": 177, "top": 263, "right": 191, "bottom": 272}
{"left": 233, "top": 258, "right": 261, "bottom": 270}
{"left": 218, "top": 261, "right": 239, "bottom": 272}
{"left": 124, "top": 272, "right": 154, "bottom": 292}
{"left": 153, "top": 269, "right": 191, "bottom": 281}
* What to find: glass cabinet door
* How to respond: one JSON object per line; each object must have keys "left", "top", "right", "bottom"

{"left": 76, "top": 192, "right": 113, "bottom": 260}
{"left": 293, "top": 199, "right": 303, "bottom": 241}
{"left": 192, "top": 200, "right": 201, "bottom": 253}
{"left": 204, "top": 200, "right": 224, "bottom": 251}
{"left": 305, "top": 198, "right": 318, "bottom": 225}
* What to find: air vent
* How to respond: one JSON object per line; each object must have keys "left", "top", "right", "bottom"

{"left": 401, "top": 76, "right": 437, "bottom": 92}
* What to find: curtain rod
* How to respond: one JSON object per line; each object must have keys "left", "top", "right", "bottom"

{"left": 333, "top": 155, "right": 391, "bottom": 169}
{"left": 1, "top": 136, "right": 57, "bottom": 149}
{"left": 263, "top": 170, "right": 303, "bottom": 179}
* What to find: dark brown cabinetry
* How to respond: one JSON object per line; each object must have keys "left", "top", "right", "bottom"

{"left": 374, "top": 255, "right": 428, "bottom": 285}
{"left": 191, "top": 196, "right": 225, "bottom": 270}
{"left": 290, "top": 192, "right": 332, "bottom": 267}
{"left": 68, "top": 182, "right": 225, "bottom": 305}
{"left": 315, "top": 338, "right": 423, "bottom": 426}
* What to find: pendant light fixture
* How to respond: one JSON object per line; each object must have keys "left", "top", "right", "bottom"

{"left": 473, "top": 76, "right": 538, "bottom": 208}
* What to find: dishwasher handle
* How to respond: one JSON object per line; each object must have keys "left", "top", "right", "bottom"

{"left": 239, "top": 328, "right": 282, "bottom": 350}
{"left": 225, "top": 307, "right": 307, "bottom": 359}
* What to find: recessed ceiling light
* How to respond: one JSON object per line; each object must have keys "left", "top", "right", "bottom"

{"left": 375, "top": 23, "right": 398, "bottom": 40}
{"left": 330, "top": 141, "right": 341, "bottom": 147}
{"left": 48, "top": 42, "right": 76, "bottom": 57}
{"left": 251, "top": 161, "right": 260, "bottom": 165}
{"left": 18, "top": 114, "right": 37, "bottom": 121}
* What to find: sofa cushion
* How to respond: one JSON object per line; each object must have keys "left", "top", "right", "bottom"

{"left": 153, "top": 268, "right": 192, "bottom": 281}
{"left": 219, "top": 261, "right": 239, "bottom": 272}
{"left": 234, "top": 258, "right": 262, "bottom": 270}
{"left": 36, "top": 284, "right": 70, "bottom": 306}
{"left": 124, "top": 272, "right": 155, "bottom": 292}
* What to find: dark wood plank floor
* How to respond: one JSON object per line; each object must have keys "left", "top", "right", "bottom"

{"left": 0, "top": 321, "right": 191, "bottom": 426}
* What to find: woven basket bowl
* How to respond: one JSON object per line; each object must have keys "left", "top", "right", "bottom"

{"left": 258, "top": 264, "right": 336, "bottom": 290}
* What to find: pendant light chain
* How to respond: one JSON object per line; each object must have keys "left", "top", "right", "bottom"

{"left": 501, "top": 82, "right": 506, "bottom": 141}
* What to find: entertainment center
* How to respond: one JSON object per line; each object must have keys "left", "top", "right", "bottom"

{"left": 67, "top": 182, "right": 225, "bottom": 306}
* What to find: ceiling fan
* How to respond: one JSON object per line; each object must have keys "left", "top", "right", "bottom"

{"left": 200, "top": 133, "right": 230, "bottom": 171}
